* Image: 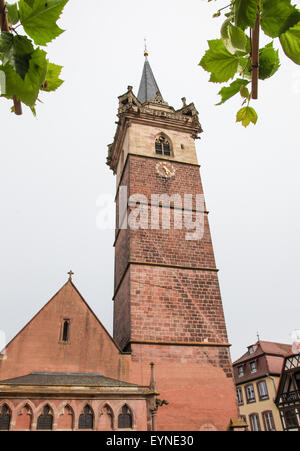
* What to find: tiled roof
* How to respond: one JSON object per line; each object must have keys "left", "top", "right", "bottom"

{"left": 233, "top": 341, "right": 292, "bottom": 366}
{"left": 0, "top": 372, "right": 138, "bottom": 387}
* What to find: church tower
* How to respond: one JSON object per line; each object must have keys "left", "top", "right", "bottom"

{"left": 107, "top": 52, "right": 238, "bottom": 431}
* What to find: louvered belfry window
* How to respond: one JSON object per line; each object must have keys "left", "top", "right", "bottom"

{"left": 118, "top": 405, "right": 133, "bottom": 429}
{"left": 155, "top": 136, "right": 171, "bottom": 156}
{"left": 78, "top": 405, "right": 94, "bottom": 430}
{"left": 0, "top": 405, "right": 11, "bottom": 430}
{"left": 37, "top": 406, "right": 53, "bottom": 430}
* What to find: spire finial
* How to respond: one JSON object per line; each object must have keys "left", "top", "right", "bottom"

{"left": 144, "top": 38, "right": 149, "bottom": 58}
{"left": 68, "top": 270, "right": 74, "bottom": 281}
{"left": 257, "top": 331, "right": 260, "bottom": 342}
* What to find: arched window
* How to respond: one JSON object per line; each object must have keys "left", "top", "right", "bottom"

{"left": 0, "top": 404, "right": 11, "bottom": 430}
{"left": 155, "top": 136, "right": 171, "bottom": 157}
{"left": 78, "top": 405, "right": 94, "bottom": 430}
{"left": 62, "top": 319, "right": 70, "bottom": 342}
{"left": 37, "top": 405, "right": 53, "bottom": 430}
{"left": 118, "top": 405, "right": 133, "bottom": 429}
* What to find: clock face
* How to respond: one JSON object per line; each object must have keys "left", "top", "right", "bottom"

{"left": 155, "top": 161, "right": 176, "bottom": 179}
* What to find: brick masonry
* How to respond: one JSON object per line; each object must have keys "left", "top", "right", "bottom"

{"left": 111, "top": 109, "right": 239, "bottom": 429}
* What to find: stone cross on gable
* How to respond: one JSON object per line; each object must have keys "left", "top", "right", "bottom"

{"left": 68, "top": 270, "right": 74, "bottom": 281}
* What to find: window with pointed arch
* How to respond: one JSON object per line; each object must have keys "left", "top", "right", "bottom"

{"left": 78, "top": 405, "right": 94, "bottom": 430}
{"left": 0, "top": 404, "right": 11, "bottom": 430}
{"left": 118, "top": 405, "right": 133, "bottom": 429}
{"left": 155, "top": 136, "right": 171, "bottom": 157}
{"left": 37, "top": 405, "right": 53, "bottom": 430}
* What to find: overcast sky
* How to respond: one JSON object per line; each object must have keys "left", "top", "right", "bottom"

{"left": 0, "top": 0, "right": 299, "bottom": 362}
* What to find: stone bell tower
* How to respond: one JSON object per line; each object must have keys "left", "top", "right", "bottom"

{"left": 107, "top": 52, "right": 238, "bottom": 431}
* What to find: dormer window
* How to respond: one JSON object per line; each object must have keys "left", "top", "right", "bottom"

{"left": 250, "top": 361, "right": 257, "bottom": 374}
{"left": 249, "top": 346, "right": 255, "bottom": 355}
{"left": 238, "top": 366, "right": 244, "bottom": 377}
{"left": 155, "top": 136, "right": 171, "bottom": 157}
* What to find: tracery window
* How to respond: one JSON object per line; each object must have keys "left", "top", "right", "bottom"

{"left": 155, "top": 136, "right": 171, "bottom": 157}
{"left": 118, "top": 405, "right": 133, "bottom": 429}
{"left": 78, "top": 405, "right": 94, "bottom": 430}
{"left": 0, "top": 404, "right": 11, "bottom": 430}
{"left": 37, "top": 405, "right": 53, "bottom": 430}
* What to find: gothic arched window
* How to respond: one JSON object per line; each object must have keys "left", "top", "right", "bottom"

{"left": 118, "top": 405, "right": 133, "bottom": 429}
{"left": 37, "top": 405, "right": 53, "bottom": 430}
{"left": 0, "top": 404, "right": 11, "bottom": 430}
{"left": 78, "top": 405, "right": 94, "bottom": 430}
{"left": 155, "top": 136, "right": 171, "bottom": 157}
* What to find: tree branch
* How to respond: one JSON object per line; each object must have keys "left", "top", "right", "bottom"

{"left": 0, "top": 0, "right": 23, "bottom": 115}
{"left": 251, "top": 6, "right": 261, "bottom": 100}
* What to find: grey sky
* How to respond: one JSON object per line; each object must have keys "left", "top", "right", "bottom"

{"left": 0, "top": 0, "right": 299, "bottom": 362}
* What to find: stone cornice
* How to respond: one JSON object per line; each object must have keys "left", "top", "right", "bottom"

{"left": 0, "top": 384, "right": 156, "bottom": 398}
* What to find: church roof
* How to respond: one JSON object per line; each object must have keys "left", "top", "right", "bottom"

{"left": 0, "top": 372, "right": 138, "bottom": 387}
{"left": 137, "top": 57, "right": 162, "bottom": 104}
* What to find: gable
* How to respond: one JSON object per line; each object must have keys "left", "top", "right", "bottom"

{"left": 0, "top": 281, "right": 130, "bottom": 382}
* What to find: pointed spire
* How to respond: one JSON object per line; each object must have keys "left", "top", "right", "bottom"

{"left": 137, "top": 43, "right": 163, "bottom": 104}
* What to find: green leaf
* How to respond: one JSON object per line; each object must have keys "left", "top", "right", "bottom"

{"left": 6, "top": 3, "right": 19, "bottom": 25}
{"left": 0, "top": 32, "right": 34, "bottom": 79}
{"left": 2, "top": 47, "right": 47, "bottom": 106}
{"left": 234, "top": 0, "right": 258, "bottom": 30}
{"left": 0, "top": 31, "right": 13, "bottom": 54}
{"left": 216, "top": 78, "right": 249, "bottom": 105}
{"left": 19, "top": 0, "right": 69, "bottom": 46}
{"left": 280, "top": 21, "right": 300, "bottom": 64}
{"left": 240, "top": 84, "right": 250, "bottom": 99}
{"left": 259, "top": 42, "right": 280, "bottom": 79}
{"left": 199, "top": 39, "right": 243, "bottom": 83}
{"left": 221, "top": 18, "right": 250, "bottom": 54}
{"left": 236, "top": 106, "right": 258, "bottom": 127}
{"left": 41, "top": 61, "right": 63, "bottom": 91}
{"left": 261, "top": 0, "right": 300, "bottom": 38}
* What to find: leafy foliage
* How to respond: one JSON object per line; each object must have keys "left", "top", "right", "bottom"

{"left": 200, "top": 0, "right": 300, "bottom": 127}
{"left": 0, "top": 0, "right": 68, "bottom": 115}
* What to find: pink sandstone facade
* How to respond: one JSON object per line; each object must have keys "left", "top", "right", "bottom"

{"left": 0, "top": 57, "right": 239, "bottom": 431}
